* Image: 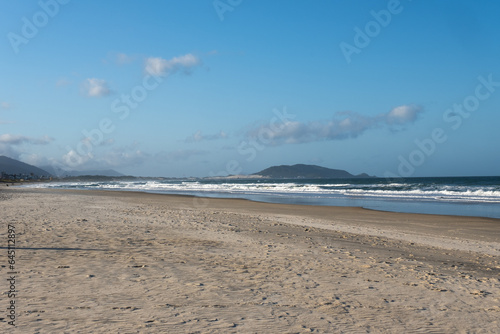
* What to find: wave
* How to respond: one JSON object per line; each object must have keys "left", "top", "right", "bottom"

{"left": 25, "top": 179, "right": 500, "bottom": 204}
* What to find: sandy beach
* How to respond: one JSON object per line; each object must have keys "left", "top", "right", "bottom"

{"left": 1, "top": 187, "right": 499, "bottom": 333}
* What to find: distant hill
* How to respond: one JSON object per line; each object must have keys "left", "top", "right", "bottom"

{"left": 253, "top": 164, "right": 373, "bottom": 179}
{"left": 0, "top": 156, "right": 51, "bottom": 177}
{"left": 40, "top": 165, "right": 124, "bottom": 177}
{"left": 39, "top": 165, "right": 67, "bottom": 177}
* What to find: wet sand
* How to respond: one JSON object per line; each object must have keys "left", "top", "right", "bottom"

{"left": 1, "top": 188, "right": 499, "bottom": 333}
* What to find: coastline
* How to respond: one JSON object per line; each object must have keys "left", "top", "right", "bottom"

{"left": 16, "top": 176, "right": 500, "bottom": 219}
{"left": 18, "top": 187, "right": 500, "bottom": 244}
{"left": 1, "top": 188, "right": 499, "bottom": 332}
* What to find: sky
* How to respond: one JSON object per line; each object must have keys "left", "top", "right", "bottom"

{"left": 0, "top": 0, "right": 499, "bottom": 178}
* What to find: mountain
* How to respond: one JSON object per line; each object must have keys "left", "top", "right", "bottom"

{"left": 253, "top": 164, "right": 373, "bottom": 179}
{"left": 39, "top": 165, "right": 67, "bottom": 177}
{"left": 40, "top": 165, "right": 124, "bottom": 177}
{"left": 0, "top": 156, "right": 51, "bottom": 177}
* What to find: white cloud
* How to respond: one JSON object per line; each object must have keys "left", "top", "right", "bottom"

{"left": 245, "top": 104, "right": 423, "bottom": 145}
{"left": 144, "top": 53, "right": 201, "bottom": 76}
{"left": 0, "top": 135, "right": 54, "bottom": 163}
{"left": 0, "top": 134, "right": 53, "bottom": 145}
{"left": 82, "top": 78, "right": 111, "bottom": 97}
{"left": 184, "top": 130, "right": 227, "bottom": 143}
{"left": 62, "top": 147, "right": 148, "bottom": 169}
{"left": 62, "top": 149, "right": 91, "bottom": 167}
{"left": 386, "top": 104, "right": 422, "bottom": 124}
{"left": 21, "top": 153, "right": 58, "bottom": 167}
{"left": 0, "top": 144, "right": 21, "bottom": 160}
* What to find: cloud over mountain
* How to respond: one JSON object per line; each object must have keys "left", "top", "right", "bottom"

{"left": 0, "top": 134, "right": 54, "bottom": 161}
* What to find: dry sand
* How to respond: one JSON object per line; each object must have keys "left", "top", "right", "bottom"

{"left": 1, "top": 187, "right": 499, "bottom": 333}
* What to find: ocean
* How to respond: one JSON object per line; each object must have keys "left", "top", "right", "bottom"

{"left": 23, "top": 176, "right": 500, "bottom": 219}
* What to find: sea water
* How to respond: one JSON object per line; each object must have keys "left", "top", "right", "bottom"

{"left": 23, "top": 176, "right": 500, "bottom": 219}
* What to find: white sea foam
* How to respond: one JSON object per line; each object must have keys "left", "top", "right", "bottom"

{"left": 23, "top": 180, "right": 500, "bottom": 204}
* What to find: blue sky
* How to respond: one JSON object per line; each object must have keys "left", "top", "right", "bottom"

{"left": 1, "top": 0, "right": 499, "bottom": 177}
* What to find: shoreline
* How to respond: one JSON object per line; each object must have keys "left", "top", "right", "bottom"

{"left": 1, "top": 187, "right": 499, "bottom": 332}
{"left": 14, "top": 182, "right": 500, "bottom": 220}
{"left": 8, "top": 187, "right": 500, "bottom": 254}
